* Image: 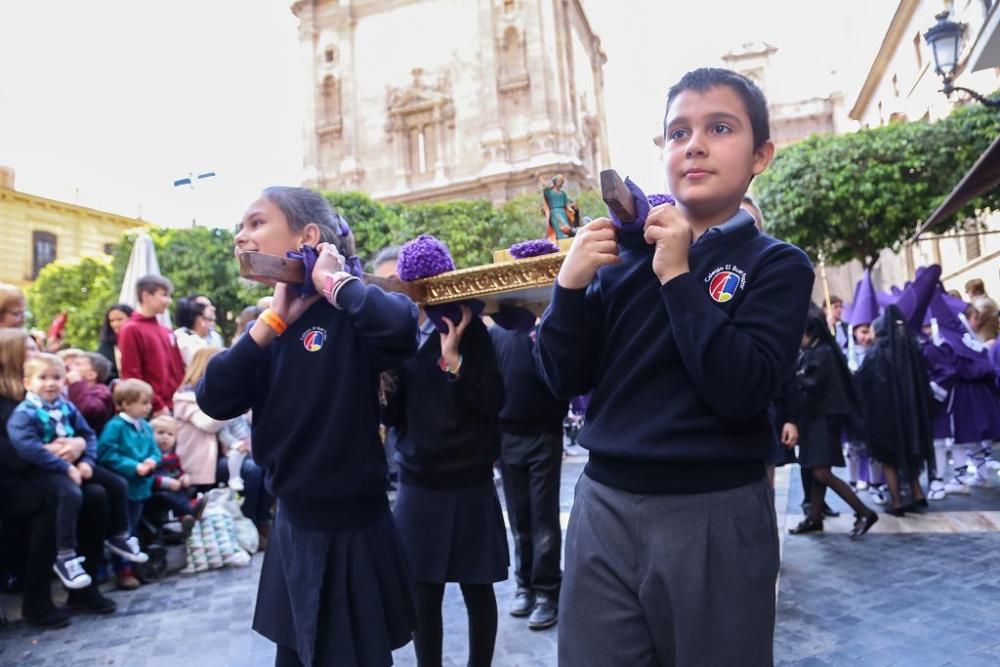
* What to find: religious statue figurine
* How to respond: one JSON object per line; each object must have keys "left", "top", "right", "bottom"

{"left": 538, "top": 174, "right": 579, "bottom": 241}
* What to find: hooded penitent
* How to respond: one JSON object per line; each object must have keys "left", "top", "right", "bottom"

{"left": 927, "top": 288, "right": 1000, "bottom": 443}
{"left": 894, "top": 265, "right": 943, "bottom": 334}
{"left": 849, "top": 270, "right": 879, "bottom": 328}
{"left": 847, "top": 270, "right": 880, "bottom": 370}
{"left": 855, "top": 304, "right": 934, "bottom": 477}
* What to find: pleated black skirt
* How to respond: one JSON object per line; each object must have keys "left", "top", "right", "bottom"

{"left": 393, "top": 477, "right": 509, "bottom": 585}
{"left": 797, "top": 416, "right": 846, "bottom": 469}
{"left": 253, "top": 503, "right": 416, "bottom": 667}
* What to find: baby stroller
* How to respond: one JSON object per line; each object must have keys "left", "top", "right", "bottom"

{"left": 132, "top": 495, "right": 204, "bottom": 583}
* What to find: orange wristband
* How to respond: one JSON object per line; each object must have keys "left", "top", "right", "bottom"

{"left": 259, "top": 309, "right": 287, "bottom": 336}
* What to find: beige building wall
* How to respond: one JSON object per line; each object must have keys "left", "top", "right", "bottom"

{"left": 291, "top": 0, "right": 609, "bottom": 204}
{"left": 0, "top": 179, "right": 145, "bottom": 286}
{"left": 844, "top": 0, "right": 1000, "bottom": 300}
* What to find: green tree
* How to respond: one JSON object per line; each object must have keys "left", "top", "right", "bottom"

{"left": 327, "top": 188, "right": 608, "bottom": 269}
{"left": 112, "top": 228, "right": 269, "bottom": 341}
{"left": 756, "top": 98, "right": 1000, "bottom": 268}
{"left": 933, "top": 99, "right": 1000, "bottom": 226}
{"left": 26, "top": 257, "right": 117, "bottom": 350}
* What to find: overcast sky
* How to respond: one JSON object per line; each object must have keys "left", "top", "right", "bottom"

{"left": 0, "top": 1, "right": 895, "bottom": 231}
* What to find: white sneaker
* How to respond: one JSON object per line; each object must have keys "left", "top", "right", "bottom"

{"left": 53, "top": 555, "right": 92, "bottom": 590}
{"left": 856, "top": 480, "right": 869, "bottom": 491}
{"left": 106, "top": 535, "right": 149, "bottom": 563}
{"left": 944, "top": 479, "right": 972, "bottom": 495}
{"left": 974, "top": 460, "right": 1000, "bottom": 486}
{"left": 868, "top": 486, "right": 888, "bottom": 505}
{"left": 928, "top": 479, "right": 947, "bottom": 501}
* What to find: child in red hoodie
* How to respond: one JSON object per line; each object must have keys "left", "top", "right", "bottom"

{"left": 66, "top": 352, "right": 116, "bottom": 434}
{"left": 117, "top": 275, "right": 185, "bottom": 416}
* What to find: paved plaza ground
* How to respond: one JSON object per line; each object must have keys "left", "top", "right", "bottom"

{"left": 3, "top": 457, "right": 1000, "bottom": 666}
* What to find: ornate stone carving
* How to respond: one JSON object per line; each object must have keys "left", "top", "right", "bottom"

{"left": 385, "top": 68, "right": 455, "bottom": 182}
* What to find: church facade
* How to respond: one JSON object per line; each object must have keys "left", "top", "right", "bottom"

{"left": 290, "top": 0, "right": 610, "bottom": 204}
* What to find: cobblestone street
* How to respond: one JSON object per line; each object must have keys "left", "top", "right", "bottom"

{"left": 3, "top": 458, "right": 1000, "bottom": 667}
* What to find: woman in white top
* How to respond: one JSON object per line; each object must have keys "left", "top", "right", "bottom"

{"left": 173, "top": 296, "right": 213, "bottom": 367}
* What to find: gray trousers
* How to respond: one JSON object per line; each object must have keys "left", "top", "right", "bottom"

{"left": 559, "top": 474, "right": 779, "bottom": 667}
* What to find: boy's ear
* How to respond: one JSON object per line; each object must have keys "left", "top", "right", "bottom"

{"left": 752, "top": 139, "right": 776, "bottom": 177}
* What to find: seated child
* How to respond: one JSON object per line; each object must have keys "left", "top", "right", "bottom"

{"left": 147, "top": 414, "right": 201, "bottom": 535}
{"left": 98, "top": 379, "right": 162, "bottom": 539}
{"left": 66, "top": 352, "right": 116, "bottom": 434}
{"left": 56, "top": 348, "right": 86, "bottom": 369}
{"left": 7, "top": 354, "right": 147, "bottom": 590}
{"left": 218, "top": 413, "right": 251, "bottom": 492}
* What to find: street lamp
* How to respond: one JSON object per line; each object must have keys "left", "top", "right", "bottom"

{"left": 924, "top": 11, "right": 1000, "bottom": 107}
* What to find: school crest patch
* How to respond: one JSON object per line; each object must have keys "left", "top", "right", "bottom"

{"left": 705, "top": 265, "right": 747, "bottom": 303}
{"left": 301, "top": 327, "right": 327, "bottom": 352}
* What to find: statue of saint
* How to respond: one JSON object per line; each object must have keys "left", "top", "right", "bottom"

{"left": 538, "top": 174, "right": 578, "bottom": 241}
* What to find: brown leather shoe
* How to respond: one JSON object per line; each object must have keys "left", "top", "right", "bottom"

{"left": 117, "top": 571, "right": 140, "bottom": 590}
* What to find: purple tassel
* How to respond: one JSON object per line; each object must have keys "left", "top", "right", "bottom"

{"left": 510, "top": 239, "right": 559, "bottom": 259}
{"left": 286, "top": 245, "right": 319, "bottom": 297}
{"left": 345, "top": 255, "right": 363, "bottom": 278}
{"left": 398, "top": 235, "right": 456, "bottom": 281}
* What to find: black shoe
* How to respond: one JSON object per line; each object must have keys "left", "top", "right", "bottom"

{"left": 509, "top": 588, "right": 535, "bottom": 617}
{"left": 23, "top": 602, "right": 71, "bottom": 629}
{"left": 527, "top": 597, "right": 558, "bottom": 630}
{"left": 822, "top": 504, "right": 840, "bottom": 518}
{"left": 886, "top": 506, "right": 906, "bottom": 517}
{"left": 903, "top": 500, "right": 928, "bottom": 514}
{"left": 789, "top": 517, "right": 823, "bottom": 535}
{"left": 67, "top": 587, "right": 117, "bottom": 615}
{"left": 849, "top": 512, "right": 878, "bottom": 539}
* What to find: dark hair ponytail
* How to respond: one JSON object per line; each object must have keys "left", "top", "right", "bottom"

{"left": 261, "top": 186, "right": 353, "bottom": 259}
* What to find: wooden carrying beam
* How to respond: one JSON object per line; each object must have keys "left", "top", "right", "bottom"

{"left": 601, "top": 169, "right": 635, "bottom": 224}
{"left": 238, "top": 251, "right": 426, "bottom": 302}
{"left": 238, "top": 169, "right": 637, "bottom": 308}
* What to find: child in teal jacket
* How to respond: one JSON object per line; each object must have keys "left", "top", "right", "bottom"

{"left": 98, "top": 379, "right": 161, "bottom": 534}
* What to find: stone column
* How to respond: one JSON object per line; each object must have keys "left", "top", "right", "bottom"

{"left": 294, "top": 1, "right": 320, "bottom": 188}
{"left": 524, "top": 0, "right": 553, "bottom": 135}
{"left": 591, "top": 41, "right": 611, "bottom": 167}
{"left": 433, "top": 107, "right": 447, "bottom": 183}
{"left": 340, "top": 13, "right": 364, "bottom": 189}
{"left": 477, "top": 0, "right": 508, "bottom": 175}
{"left": 394, "top": 120, "right": 410, "bottom": 188}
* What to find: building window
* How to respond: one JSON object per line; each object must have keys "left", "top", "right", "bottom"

{"left": 104, "top": 243, "right": 114, "bottom": 255}
{"left": 964, "top": 222, "right": 983, "bottom": 261}
{"left": 325, "top": 47, "right": 336, "bottom": 64}
{"left": 32, "top": 231, "right": 56, "bottom": 278}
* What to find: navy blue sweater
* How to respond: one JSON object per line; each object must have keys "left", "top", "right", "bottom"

{"left": 196, "top": 282, "right": 418, "bottom": 530}
{"left": 535, "top": 211, "right": 814, "bottom": 493}
{"left": 489, "top": 327, "right": 568, "bottom": 436}
{"left": 386, "top": 317, "right": 504, "bottom": 488}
